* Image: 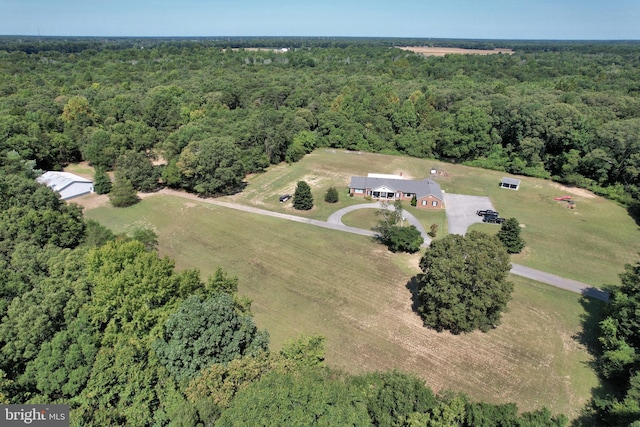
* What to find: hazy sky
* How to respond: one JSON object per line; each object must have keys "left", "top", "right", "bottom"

{"left": 1, "top": 0, "right": 638, "bottom": 40}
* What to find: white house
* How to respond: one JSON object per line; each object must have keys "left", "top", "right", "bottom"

{"left": 36, "top": 171, "right": 94, "bottom": 200}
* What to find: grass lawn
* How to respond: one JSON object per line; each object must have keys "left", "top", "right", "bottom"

{"left": 341, "top": 204, "right": 447, "bottom": 240}
{"left": 223, "top": 150, "right": 640, "bottom": 286}
{"left": 86, "top": 194, "right": 602, "bottom": 419}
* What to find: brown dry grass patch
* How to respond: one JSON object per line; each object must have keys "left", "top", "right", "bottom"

{"left": 397, "top": 46, "right": 514, "bottom": 56}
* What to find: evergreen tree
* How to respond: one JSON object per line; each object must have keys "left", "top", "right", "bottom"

{"left": 293, "top": 181, "right": 313, "bottom": 210}
{"left": 497, "top": 217, "right": 526, "bottom": 254}
{"left": 324, "top": 186, "right": 339, "bottom": 203}
{"left": 93, "top": 167, "right": 112, "bottom": 195}
{"left": 108, "top": 172, "right": 139, "bottom": 208}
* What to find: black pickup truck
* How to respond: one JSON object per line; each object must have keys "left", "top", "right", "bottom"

{"left": 476, "top": 209, "right": 498, "bottom": 217}
{"left": 483, "top": 214, "right": 505, "bottom": 224}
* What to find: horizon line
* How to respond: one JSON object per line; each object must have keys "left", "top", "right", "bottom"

{"left": 1, "top": 34, "right": 639, "bottom": 43}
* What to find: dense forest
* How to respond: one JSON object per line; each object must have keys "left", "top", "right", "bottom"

{"left": 1, "top": 37, "right": 640, "bottom": 206}
{"left": 2, "top": 37, "right": 640, "bottom": 425}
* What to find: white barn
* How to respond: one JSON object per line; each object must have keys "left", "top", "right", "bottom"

{"left": 36, "top": 171, "right": 94, "bottom": 200}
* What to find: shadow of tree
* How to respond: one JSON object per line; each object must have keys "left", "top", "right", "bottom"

{"left": 405, "top": 274, "right": 424, "bottom": 316}
{"left": 573, "top": 290, "right": 608, "bottom": 356}
{"left": 580, "top": 287, "right": 610, "bottom": 302}
{"left": 627, "top": 202, "right": 640, "bottom": 227}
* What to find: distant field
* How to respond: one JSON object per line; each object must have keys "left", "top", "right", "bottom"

{"left": 221, "top": 150, "right": 640, "bottom": 287}
{"left": 397, "top": 46, "right": 515, "bottom": 56}
{"left": 86, "top": 194, "right": 601, "bottom": 419}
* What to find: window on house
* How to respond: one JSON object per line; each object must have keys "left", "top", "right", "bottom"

{"left": 421, "top": 200, "right": 426, "bottom": 206}
{"left": 432, "top": 201, "right": 438, "bottom": 206}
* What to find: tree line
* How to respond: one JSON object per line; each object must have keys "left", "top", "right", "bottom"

{"left": 1, "top": 38, "right": 639, "bottom": 207}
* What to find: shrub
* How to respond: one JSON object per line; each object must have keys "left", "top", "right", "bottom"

{"left": 324, "top": 186, "right": 339, "bottom": 203}
{"left": 428, "top": 223, "right": 438, "bottom": 238}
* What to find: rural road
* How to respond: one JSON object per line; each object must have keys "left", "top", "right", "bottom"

{"left": 156, "top": 189, "right": 609, "bottom": 301}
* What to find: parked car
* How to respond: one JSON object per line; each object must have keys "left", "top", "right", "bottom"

{"left": 279, "top": 194, "right": 291, "bottom": 203}
{"left": 476, "top": 209, "right": 498, "bottom": 216}
{"left": 483, "top": 214, "right": 505, "bottom": 224}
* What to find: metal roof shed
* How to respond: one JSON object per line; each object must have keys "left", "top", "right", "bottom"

{"left": 36, "top": 171, "right": 94, "bottom": 200}
{"left": 500, "top": 177, "right": 521, "bottom": 190}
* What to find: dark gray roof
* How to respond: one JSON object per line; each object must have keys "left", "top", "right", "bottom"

{"left": 349, "top": 176, "right": 443, "bottom": 200}
{"left": 501, "top": 177, "right": 521, "bottom": 185}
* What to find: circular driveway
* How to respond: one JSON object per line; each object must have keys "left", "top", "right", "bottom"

{"left": 328, "top": 201, "right": 431, "bottom": 246}
{"left": 443, "top": 193, "right": 495, "bottom": 235}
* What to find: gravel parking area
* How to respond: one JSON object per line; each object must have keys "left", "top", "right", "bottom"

{"left": 443, "top": 193, "right": 495, "bottom": 235}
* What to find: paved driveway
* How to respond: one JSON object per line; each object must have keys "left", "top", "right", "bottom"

{"left": 443, "top": 193, "right": 495, "bottom": 235}
{"left": 156, "top": 189, "right": 608, "bottom": 301}
{"left": 328, "top": 201, "right": 431, "bottom": 246}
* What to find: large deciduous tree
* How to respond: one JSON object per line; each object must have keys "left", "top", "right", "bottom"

{"left": 416, "top": 231, "right": 513, "bottom": 334}
{"left": 373, "top": 201, "right": 423, "bottom": 253}
{"left": 176, "top": 137, "right": 245, "bottom": 196}
{"left": 215, "top": 369, "right": 370, "bottom": 426}
{"left": 154, "top": 294, "right": 269, "bottom": 382}
{"left": 115, "top": 150, "right": 158, "bottom": 192}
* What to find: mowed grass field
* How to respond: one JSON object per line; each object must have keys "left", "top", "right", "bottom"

{"left": 86, "top": 193, "right": 602, "bottom": 419}
{"left": 221, "top": 149, "right": 640, "bottom": 287}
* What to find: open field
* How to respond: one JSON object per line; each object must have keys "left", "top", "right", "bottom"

{"left": 86, "top": 194, "right": 601, "bottom": 419}
{"left": 397, "top": 46, "right": 515, "bottom": 56}
{"left": 219, "top": 150, "right": 639, "bottom": 287}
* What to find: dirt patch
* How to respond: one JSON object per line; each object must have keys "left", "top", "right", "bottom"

{"left": 550, "top": 183, "right": 596, "bottom": 199}
{"left": 397, "top": 46, "right": 514, "bottom": 57}
{"left": 69, "top": 193, "right": 109, "bottom": 211}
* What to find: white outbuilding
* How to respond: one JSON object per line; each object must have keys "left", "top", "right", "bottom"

{"left": 36, "top": 171, "right": 94, "bottom": 200}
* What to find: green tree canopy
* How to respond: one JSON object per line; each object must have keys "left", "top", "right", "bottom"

{"left": 115, "top": 150, "right": 158, "bottom": 192}
{"left": 154, "top": 294, "right": 269, "bottom": 382}
{"left": 93, "top": 167, "right": 112, "bottom": 195}
{"left": 354, "top": 370, "right": 436, "bottom": 427}
{"left": 176, "top": 137, "right": 246, "bottom": 196}
{"left": 496, "top": 217, "right": 527, "bottom": 254}
{"left": 216, "top": 369, "right": 370, "bottom": 426}
{"left": 594, "top": 260, "right": 640, "bottom": 425}
{"left": 324, "top": 186, "right": 339, "bottom": 203}
{"left": 416, "top": 231, "right": 513, "bottom": 334}
{"left": 108, "top": 172, "right": 139, "bottom": 207}
{"left": 293, "top": 180, "right": 314, "bottom": 210}
{"left": 373, "top": 201, "right": 423, "bottom": 253}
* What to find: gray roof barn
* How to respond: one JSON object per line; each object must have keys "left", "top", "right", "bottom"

{"left": 349, "top": 176, "right": 443, "bottom": 200}
{"left": 37, "top": 171, "right": 94, "bottom": 200}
